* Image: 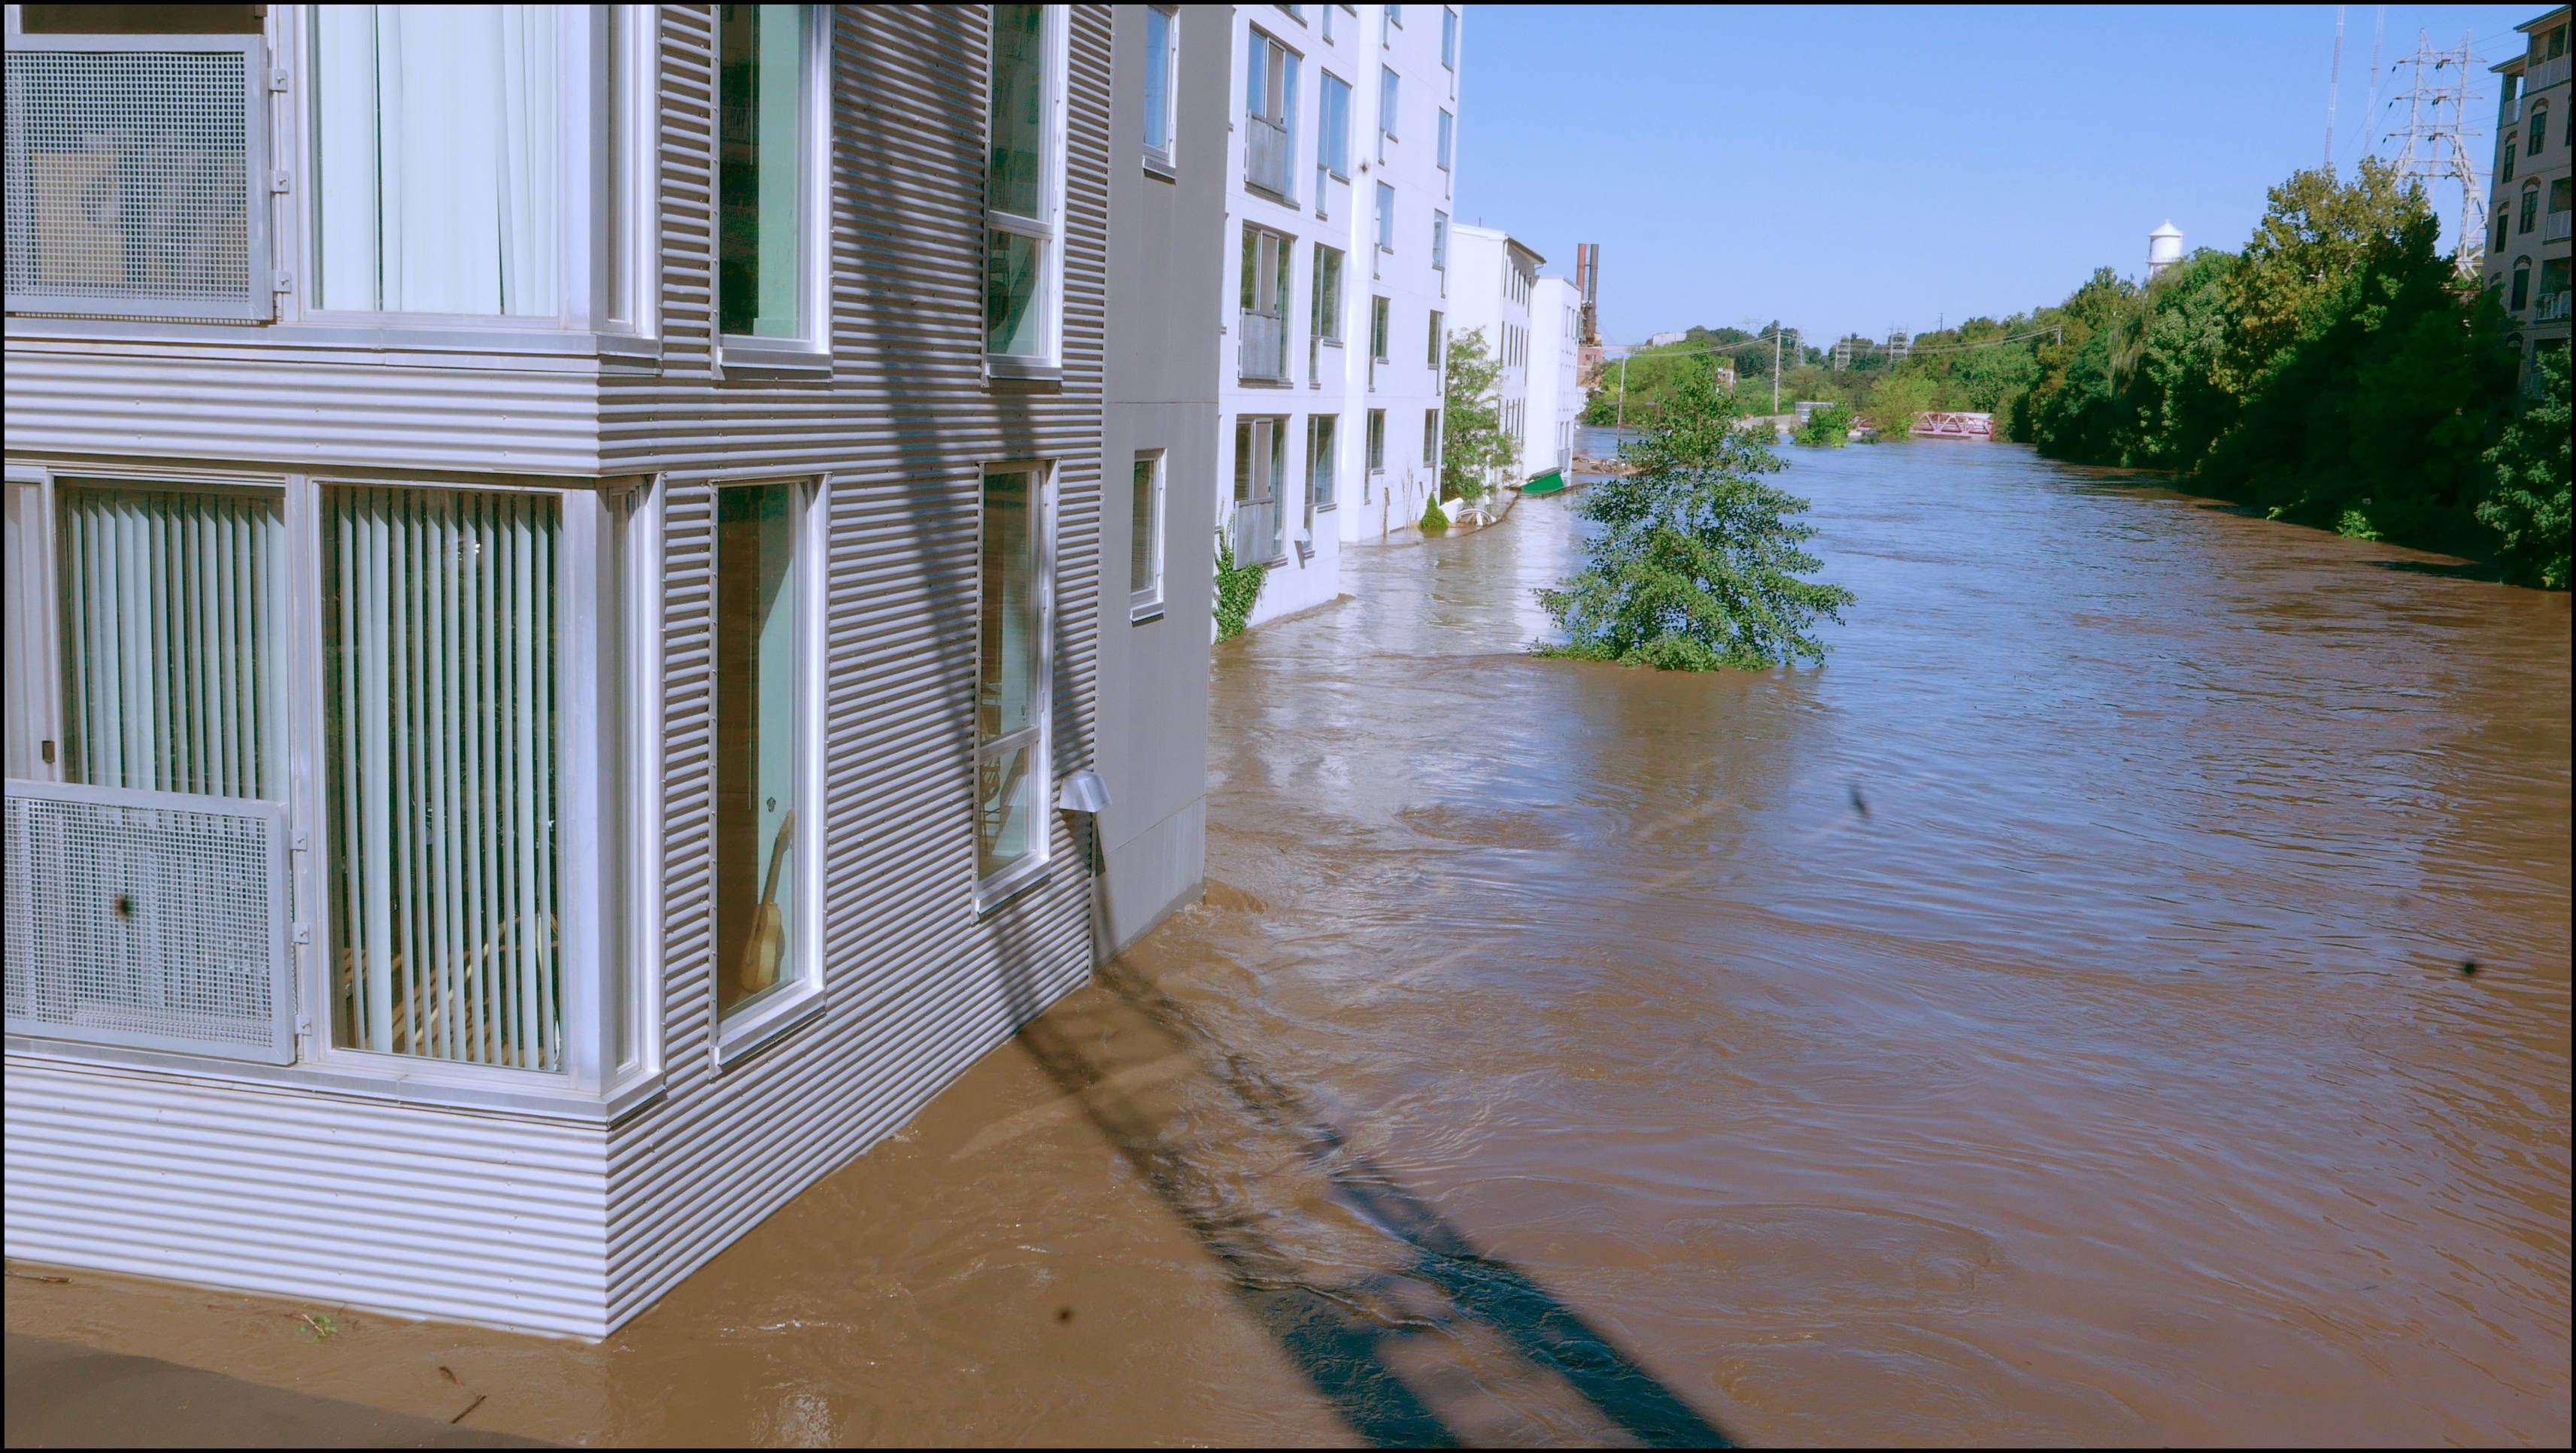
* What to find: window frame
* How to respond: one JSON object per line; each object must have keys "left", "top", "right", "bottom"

{"left": 706, "top": 473, "right": 826, "bottom": 1065}
{"left": 2, "top": 24, "right": 273, "bottom": 322}
{"left": 1130, "top": 450, "right": 1166, "bottom": 621}
{"left": 985, "top": 4, "right": 1070, "bottom": 377}
{"left": 2528, "top": 99, "right": 2549, "bottom": 157}
{"left": 972, "top": 460, "right": 1057, "bottom": 910}
{"left": 1318, "top": 69, "right": 1353, "bottom": 180}
{"left": 708, "top": 5, "right": 833, "bottom": 370}
{"left": 1142, "top": 4, "right": 1179, "bottom": 174}
{"left": 1306, "top": 414, "right": 1338, "bottom": 514}
{"left": 1377, "top": 65, "right": 1399, "bottom": 162}
{"left": 1441, "top": 6, "right": 1458, "bottom": 69}
{"left": 2, "top": 462, "right": 647, "bottom": 1112}
{"left": 1428, "top": 308, "right": 1443, "bottom": 367}
{"left": 1376, "top": 180, "right": 1396, "bottom": 253}
{"left": 1366, "top": 407, "right": 1387, "bottom": 474}
{"left": 1437, "top": 108, "right": 1454, "bottom": 172}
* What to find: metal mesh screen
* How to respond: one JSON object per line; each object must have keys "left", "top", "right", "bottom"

{"left": 5, "top": 790, "right": 291, "bottom": 1063}
{"left": 4, "top": 48, "right": 255, "bottom": 308}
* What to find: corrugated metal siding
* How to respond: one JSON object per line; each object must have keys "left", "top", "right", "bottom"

{"left": 4, "top": 3, "right": 1127, "bottom": 1338}
{"left": 2, "top": 344, "right": 606, "bottom": 477}
{"left": 4, "top": 1059, "right": 608, "bottom": 1336}
{"left": 600, "top": 5, "right": 1115, "bottom": 1329}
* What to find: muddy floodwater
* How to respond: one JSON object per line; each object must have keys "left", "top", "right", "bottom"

{"left": 11, "top": 440, "right": 2570, "bottom": 1447}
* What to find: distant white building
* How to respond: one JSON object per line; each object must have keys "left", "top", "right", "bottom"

{"left": 1446, "top": 222, "right": 1536, "bottom": 492}
{"left": 1646, "top": 329, "right": 1687, "bottom": 347}
{"left": 1220, "top": 3, "right": 1464, "bottom": 628}
{"left": 2147, "top": 220, "right": 2184, "bottom": 276}
{"left": 1525, "top": 275, "right": 1580, "bottom": 486}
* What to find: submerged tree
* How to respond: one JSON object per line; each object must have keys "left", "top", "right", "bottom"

{"left": 2478, "top": 345, "right": 2572, "bottom": 590}
{"left": 1537, "top": 368, "right": 1855, "bottom": 670}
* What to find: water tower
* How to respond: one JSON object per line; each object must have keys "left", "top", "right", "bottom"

{"left": 2147, "top": 220, "right": 2185, "bottom": 276}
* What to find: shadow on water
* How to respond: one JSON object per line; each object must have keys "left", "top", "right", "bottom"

{"left": 2363, "top": 557, "right": 2501, "bottom": 581}
{"left": 1002, "top": 879, "right": 1731, "bottom": 1448}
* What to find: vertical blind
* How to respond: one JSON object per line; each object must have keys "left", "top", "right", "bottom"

{"left": 324, "top": 487, "right": 561, "bottom": 1071}
{"left": 56, "top": 484, "right": 281, "bottom": 800}
{"left": 312, "top": 5, "right": 559, "bottom": 317}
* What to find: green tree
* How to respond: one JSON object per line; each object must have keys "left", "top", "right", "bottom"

{"left": 1862, "top": 374, "right": 1937, "bottom": 439}
{"left": 2219, "top": 159, "right": 2423, "bottom": 396}
{"left": 1441, "top": 327, "right": 1518, "bottom": 500}
{"left": 2477, "top": 346, "right": 2572, "bottom": 590}
{"left": 1537, "top": 370, "right": 1855, "bottom": 670}
{"left": 1792, "top": 402, "right": 1855, "bottom": 447}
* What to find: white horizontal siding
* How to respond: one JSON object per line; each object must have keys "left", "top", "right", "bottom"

{"left": 4, "top": 1058, "right": 609, "bottom": 1336}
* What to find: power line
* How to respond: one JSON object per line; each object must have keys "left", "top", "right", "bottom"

{"left": 2383, "top": 28, "right": 2487, "bottom": 268}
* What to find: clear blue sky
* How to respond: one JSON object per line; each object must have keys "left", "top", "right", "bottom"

{"left": 1455, "top": 3, "right": 2542, "bottom": 344}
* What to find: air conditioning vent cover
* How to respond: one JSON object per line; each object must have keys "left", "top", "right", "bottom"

{"left": 5, "top": 779, "right": 293, "bottom": 1065}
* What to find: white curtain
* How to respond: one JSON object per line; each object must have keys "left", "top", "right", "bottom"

{"left": 326, "top": 487, "right": 561, "bottom": 1071}
{"left": 314, "top": 5, "right": 559, "bottom": 317}
{"left": 56, "top": 486, "right": 280, "bottom": 800}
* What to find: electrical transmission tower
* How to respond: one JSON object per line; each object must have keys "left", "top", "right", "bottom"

{"left": 2383, "top": 29, "right": 2487, "bottom": 269}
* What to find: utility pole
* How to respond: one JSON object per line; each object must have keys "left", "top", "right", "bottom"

{"left": 1616, "top": 353, "right": 1627, "bottom": 430}
{"left": 2384, "top": 28, "right": 2487, "bottom": 269}
{"left": 2326, "top": 4, "right": 2347, "bottom": 168}
{"left": 1770, "top": 326, "right": 1780, "bottom": 417}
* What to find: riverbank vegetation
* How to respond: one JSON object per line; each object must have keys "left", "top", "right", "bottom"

{"left": 1539, "top": 368, "right": 1855, "bottom": 670}
{"left": 1605, "top": 159, "right": 2567, "bottom": 584}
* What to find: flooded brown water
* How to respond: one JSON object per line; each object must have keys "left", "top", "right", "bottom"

{"left": 11, "top": 441, "right": 2570, "bottom": 1446}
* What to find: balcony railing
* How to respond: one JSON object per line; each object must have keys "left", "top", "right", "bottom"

{"left": 2535, "top": 291, "right": 2571, "bottom": 323}
{"left": 2529, "top": 53, "right": 2571, "bottom": 93}
{"left": 2544, "top": 211, "right": 2573, "bottom": 244}
{"left": 1229, "top": 498, "right": 1285, "bottom": 566}
{"left": 1245, "top": 114, "right": 1292, "bottom": 199}
{"left": 1238, "top": 311, "right": 1288, "bottom": 381}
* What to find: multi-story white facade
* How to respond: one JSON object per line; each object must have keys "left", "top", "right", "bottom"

{"left": 5, "top": 3, "right": 1226, "bottom": 1339}
{"left": 2488, "top": 5, "right": 2571, "bottom": 382}
{"left": 1446, "top": 222, "right": 1534, "bottom": 492}
{"left": 1220, "top": 3, "right": 1464, "bottom": 628}
{"left": 1525, "top": 274, "right": 1580, "bottom": 486}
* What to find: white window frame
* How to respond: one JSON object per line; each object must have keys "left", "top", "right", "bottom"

{"left": 0, "top": 20, "right": 272, "bottom": 322}
{"left": 1130, "top": 450, "right": 1167, "bottom": 622}
{"left": 710, "top": 4, "right": 833, "bottom": 373}
{"left": 1437, "top": 107, "right": 1453, "bottom": 174}
{"left": 974, "top": 460, "right": 1057, "bottom": 909}
{"left": 708, "top": 474, "right": 827, "bottom": 1066}
{"left": 1, "top": 460, "right": 647, "bottom": 1114}
{"left": 1442, "top": 6, "right": 1458, "bottom": 75}
{"left": 1318, "top": 69, "right": 1352, "bottom": 180}
{"left": 7, "top": 6, "right": 665, "bottom": 365}
{"left": 1378, "top": 65, "right": 1399, "bottom": 162}
{"left": 1142, "top": 5, "right": 1179, "bottom": 174}
{"left": 986, "top": 5, "right": 1069, "bottom": 378}
{"left": 1376, "top": 180, "right": 1396, "bottom": 254}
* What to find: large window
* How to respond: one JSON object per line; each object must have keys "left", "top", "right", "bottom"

{"left": 2523, "top": 180, "right": 2541, "bottom": 234}
{"left": 712, "top": 481, "right": 808, "bottom": 1019}
{"left": 1308, "top": 415, "right": 1337, "bottom": 513}
{"left": 1377, "top": 66, "right": 1399, "bottom": 160}
{"left": 1318, "top": 71, "right": 1352, "bottom": 180}
{"left": 2511, "top": 257, "right": 2532, "bottom": 311}
{"left": 1130, "top": 452, "right": 1164, "bottom": 617}
{"left": 1437, "top": 108, "right": 1454, "bottom": 173}
{"left": 2502, "top": 133, "right": 2519, "bottom": 184}
{"left": 1376, "top": 181, "right": 1395, "bottom": 253}
{"left": 1312, "top": 244, "right": 1345, "bottom": 341}
{"left": 1245, "top": 28, "right": 1300, "bottom": 200}
{"left": 1239, "top": 225, "right": 1291, "bottom": 381}
{"left": 313, "top": 6, "right": 560, "bottom": 318}
{"left": 1441, "top": 7, "right": 1458, "bottom": 69}
{"left": 323, "top": 486, "right": 563, "bottom": 1070}
{"left": 1232, "top": 417, "right": 1287, "bottom": 565}
{"left": 977, "top": 466, "right": 1051, "bottom": 890}
{"left": 1142, "top": 5, "right": 1177, "bottom": 168}
{"left": 988, "top": 4, "right": 1062, "bottom": 363}
{"left": 8, "top": 11, "right": 267, "bottom": 320}
{"left": 54, "top": 483, "right": 282, "bottom": 799}
{"left": 717, "top": 5, "right": 814, "bottom": 342}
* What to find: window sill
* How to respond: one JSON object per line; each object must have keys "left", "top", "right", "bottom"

{"left": 1239, "top": 376, "right": 1297, "bottom": 389}
{"left": 1130, "top": 600, "right": 1167, "bottom": 624}
{"left": 974, "top": 857, "right": 1057, "bottom": 916}
{"left": 718, "top": 338, "right": 833, "bottom": 380}
{"left": 715, "top": 980, "right": 827, "bottom": 1071}
{"left": 1143, "top": 154, "right": 1179, "bottom": 183}
{"left": 987, "top": 356, "right": 1064, "bottom": 386}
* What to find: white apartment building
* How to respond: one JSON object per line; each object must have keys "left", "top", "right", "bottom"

{"left": 2488, "top": 6, "right": 2571, "bottom": 381}
{"left": 1221, "top": 2, "right": 1464, "bottom": 628}
{"left": 1525, "top": 274, "right": 1580, "bottom": 487}
{"left": 1445, "top": 221, "right": 1534, "bottom": 493}
{"left": 5, "top": 3, "right": 1227, "bottom": 1339}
